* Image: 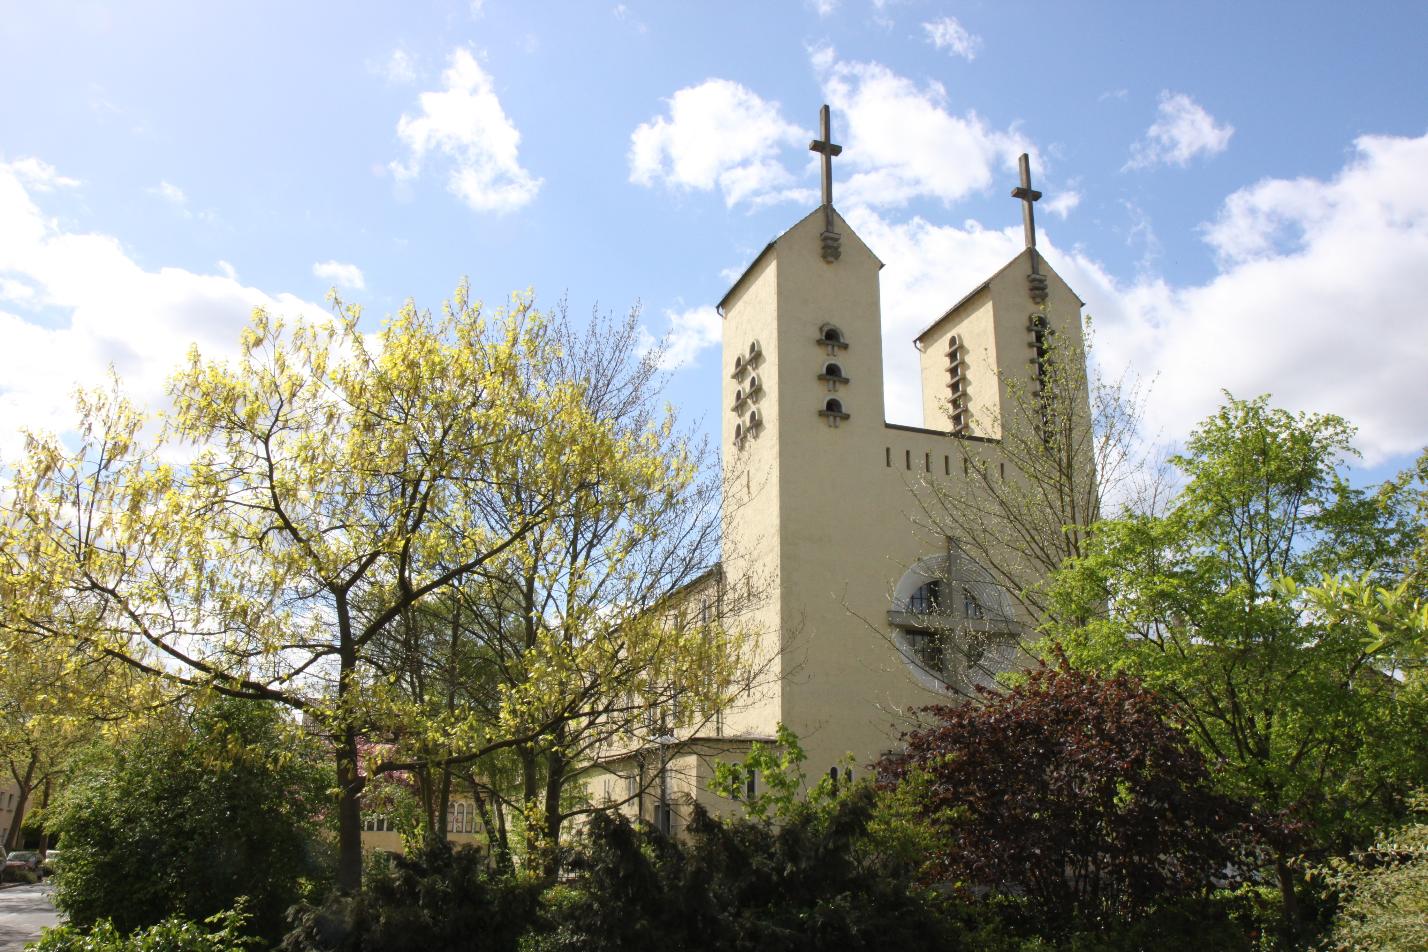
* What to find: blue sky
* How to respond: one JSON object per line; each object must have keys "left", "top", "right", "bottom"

{"left": 2, "top": 1, "right": 1426, "bottom": 480}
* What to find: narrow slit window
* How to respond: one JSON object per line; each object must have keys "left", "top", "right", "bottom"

{"left": 885, "top": 447, "right": 891, "bottom": 467}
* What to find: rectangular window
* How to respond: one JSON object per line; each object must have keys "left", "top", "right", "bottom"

{"left": 746, "top": 768, "right": 758, "bottom": 801}
{"left": 943, "top": 455, "right": 950, "bottom": 475}
{"left": 885, "top": 447, "right": 891, "bottom": 467}
{"left": 924, "top": 452, "right": 931, "bottom": 472}
{"left": 905, "top": 449, "right": 911, "bottom": 470}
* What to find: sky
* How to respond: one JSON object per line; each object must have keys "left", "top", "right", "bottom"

{"left": 2, "top": 0, "right": 1426, "bottom": 483}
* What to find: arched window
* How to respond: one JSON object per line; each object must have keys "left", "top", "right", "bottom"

{"left": 817, "top": 323, "right": 849, "bottom": 354}
{"left": 747, "top": 373, "right": 762, "bottom": 395}
{"left": 824, "top": 362, "right": 843, "bottom": 378}
{"left": 907, "top": 579, "right": 942, "bottom": 614}
{"left": 825, "top": 397, "right": 843, "bottom": 415}
{"left": 734, "top": 422, "right": 744, "bottom": 443}
{"left": 747, "top": 408, "right": 762, "bottom": 430}
{"left": 748, "top": 339, "right": 762, "bottom": 359}
{"left": 731, "top": 354, "right": 745, "bottom": 379}
{"left": 889, "top": 551, "right": 1020, "bottom": 691}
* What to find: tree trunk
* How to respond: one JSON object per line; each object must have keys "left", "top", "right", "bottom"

{"left": 1275, "top": 853, "right": 1301, "bottom": 940}
{"left": 519, "top": 746, "right": 540, "bottom": 857}
{"left": 36, "top": 778, "right": 51, "bottom": 855}
{"left": 542, "top": 752, "right": 566, "bottom": 877}
{"left": 3, "top": 755, "right": 37, "bottom": 852}
{"left": 436, "top": 765, "right": 451, "bottom": 841}
{"left": 335, "top": 726, "right": 364, "bottom": 893}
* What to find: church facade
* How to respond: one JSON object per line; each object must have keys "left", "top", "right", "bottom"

{"left": 595, "top": 113, "right": 1091, "bottom": 834}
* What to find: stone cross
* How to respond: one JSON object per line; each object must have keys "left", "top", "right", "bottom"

{"left": 809, "top": 104, "right": 844, "bottom": 262}
{"left": 809, "top": 104, "right": 843, "bottom": 207}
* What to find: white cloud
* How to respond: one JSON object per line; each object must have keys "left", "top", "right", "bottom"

{"left": 808, "top": 0, "right": 838, "bottom": 15}
{"left": 628, "top": 52, "right": 1034, "bottom": 212}
{"left": 312, "top": 259, "right": 366, "bottom": 291}
{"left": 629, "top": 80, "right": 804, "bottom": 207}
{"left": 216, "top": 260, "right": 238, "bottom": 281}
{"left": 922, "top": 16, "right": 981, "bottom": 60}
{"left": 817, "top": 52, "right": 1028, "bottom": 208}
{"left": 856, "top": 132, "right": 1428, "bottom": 465}
{"left": 649, "top": 306, "right": 722, "bottom": 371}
{"left": 0, "top": 157, "right": 327, "bottom": 461}
{"left": 613, "top": 4, "right": 648, "bottom": 33}
{"left": 1126, "top": 91, "right": 1233, "bottom": 170}
{"left": 378, "top": 48, "right": 418, "bottom": 85}
{"left": 390, "top": 48, "right": 542, "bottom": 213}
{"left": 7, "top": 157, "right": 80, "bottom": 191}
{"left": 147, "top": 181, "right": 189, "bottom": 216}
{"left": 1044, "top": 190, "right": 1081, "bottom": 219}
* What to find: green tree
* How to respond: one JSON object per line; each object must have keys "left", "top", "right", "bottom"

{"left": 1318, "top": 794, "right": 1428, "bottom": 952}
{"left": 920, "top": 318, "right": 1162, "bottom": 633}
{"left": 347, "top": 304, "right": 755, "bottom": 871}
{"left": 1047, "top": 395, "right": 1428, "bottom": 929}
{"left": 0, "top": 619, "right": 154, "bottom": 852}
{"left": 48, "top": 696, "right": 331, "bottom": 945}
{"left": 3, "top": 286, "right": 752, "bottom": 891}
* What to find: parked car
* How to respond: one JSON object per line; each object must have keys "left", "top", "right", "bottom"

{"left": 40, "top": 850, "right": 60, "bottom": 876}
{"left": 3, "top": 850, "right": 41, "bottom": 882}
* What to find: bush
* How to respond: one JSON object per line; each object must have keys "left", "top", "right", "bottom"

{"left": 279, "top": 841, "right": 540, "bottom": 952}
{"left": 1318, "top": 800, "right": 1428, "bottom": 951}
{"left": 48, "top": 697, "right": 332, "bottom": 945}
{"left": 879, "top": 665, "right": 1260, "bottom": 932}
{"left": 30, "top": 906, "right": 256, "bottom": 952}
{"left": 531, "top": 786, "right": 969, "bottom": 952}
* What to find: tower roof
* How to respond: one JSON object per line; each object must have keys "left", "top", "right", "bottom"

{"left": 716, "top": 205, "right": 885, "bottom": 314}
{"left": 912, "top": 247, "right": 1085, "bottom": 345}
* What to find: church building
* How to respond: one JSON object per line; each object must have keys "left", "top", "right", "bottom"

{"left": 599, "top": 106, "right": 1092, "bottom": 833}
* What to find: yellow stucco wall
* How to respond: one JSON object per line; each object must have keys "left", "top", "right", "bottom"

{"left": 718, "top": 210, "right": 1089, "bottom": 786}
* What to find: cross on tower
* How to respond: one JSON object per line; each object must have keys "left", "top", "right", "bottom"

{"left": 809, "top": 104, "right": 842, "bottom": 206}
{"left": 808, "top": 104, "right": 844, "bottom": 263}
{"left": 1010, "top": 152, "right": 1042, "bottom": 259}
{"left": 1011, "top": 153, "right": 1048, "bottom": 302}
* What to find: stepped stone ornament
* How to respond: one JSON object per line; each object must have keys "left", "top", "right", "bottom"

{"left": 809, "top": 104, "right": 843, "bottom": 263}
{"left": 1011, "top": 153, "right": 1049, "bottom": 304}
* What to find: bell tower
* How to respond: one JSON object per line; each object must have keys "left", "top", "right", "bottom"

{"left": 914, "top": 154, "right": 1086, "bottom": 442}
{"left": 716, "top": 105, "right": 886, "bottom": 740}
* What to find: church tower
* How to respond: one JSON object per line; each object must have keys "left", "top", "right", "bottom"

{"left": 713, "top": 108, "right": 1091, "bottom": 786}
{"left": 579, "top": 108, "right": 1096, "bottom": 831}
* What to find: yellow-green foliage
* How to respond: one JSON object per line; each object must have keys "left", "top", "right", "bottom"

{"left": 1320, "top": 800, "right": 1428, "bottom": 952}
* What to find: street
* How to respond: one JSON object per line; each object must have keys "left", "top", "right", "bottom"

{"left": 0, "top": 884, "right": 59, "bottom": 951}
